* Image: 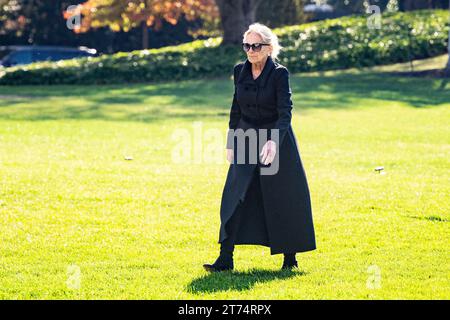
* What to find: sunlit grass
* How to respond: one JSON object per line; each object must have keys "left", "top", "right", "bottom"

{"left": 0, "top": 58, "right": 449, "bottom": 299}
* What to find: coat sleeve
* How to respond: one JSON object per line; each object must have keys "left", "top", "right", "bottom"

{"left": 273, "top": 67, "right": 293, "bottom": 146}
{"left": 226, "top": 64, "right": 242, "bottom": 149}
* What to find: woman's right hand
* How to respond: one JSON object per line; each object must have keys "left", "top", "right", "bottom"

{"left": 226, "top": 148, "right": 234, "bottom": 163}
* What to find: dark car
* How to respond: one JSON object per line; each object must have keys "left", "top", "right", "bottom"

{"left": 0, "top": 45, "right": 98, "bottom": 67}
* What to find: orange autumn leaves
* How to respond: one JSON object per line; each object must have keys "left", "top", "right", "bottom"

{"left": 63, "top": 0, "right": 218, "bottom": 33}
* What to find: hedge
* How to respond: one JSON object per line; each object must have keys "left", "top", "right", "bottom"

{"left": 0, "top": 9, "right": 448, "bottom": 85}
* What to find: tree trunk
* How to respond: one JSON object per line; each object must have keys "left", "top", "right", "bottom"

{"left": 142, "top": 21, "right": 149, "bottom": 49}
{"left": 216, "top": 0, "right": 263, "bottom": 45}
{"left": 446, "top": 0, "right": 450, "bottom": 73}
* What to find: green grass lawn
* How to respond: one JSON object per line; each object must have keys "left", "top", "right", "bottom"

{"left": 0, "top": 56, "right": 449, "bottom": 299}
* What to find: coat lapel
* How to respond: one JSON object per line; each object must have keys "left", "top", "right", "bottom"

{"left": 237, "top": 55, "right": 276, "bottom": 88}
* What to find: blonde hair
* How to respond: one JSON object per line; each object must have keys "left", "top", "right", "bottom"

{"left": 243, "top": 22, "right": 283, "bottom": 61}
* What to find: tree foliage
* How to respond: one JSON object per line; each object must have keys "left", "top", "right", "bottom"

{"left": 63, "top": 0, "right": 218, "bottom": 33}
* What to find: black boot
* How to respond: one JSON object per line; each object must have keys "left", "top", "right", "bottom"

{"left": 203, "top": 246, "right": 234, "bottom": 272}
{"left": 281, "top": 253, "right": 298, "bottom": 270}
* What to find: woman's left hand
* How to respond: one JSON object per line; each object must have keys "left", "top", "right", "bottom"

{"left": 260, "top": 140, "right": 277, "bottom": 165}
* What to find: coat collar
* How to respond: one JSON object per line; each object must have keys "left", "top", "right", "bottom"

{"left": 237, "top": 55, "right": 276, "bottom": 88}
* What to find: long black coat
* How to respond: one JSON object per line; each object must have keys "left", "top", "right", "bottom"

{"left": 218, "top": 56, "right": 316, "bottom": 255}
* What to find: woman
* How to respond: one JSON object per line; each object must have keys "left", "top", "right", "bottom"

{"left": 203, "top": 23, "right": 316, "bottom": 272}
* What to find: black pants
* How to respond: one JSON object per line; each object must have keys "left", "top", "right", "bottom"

{"left": 220, "top": 197, "right": 244, "bottom": 254}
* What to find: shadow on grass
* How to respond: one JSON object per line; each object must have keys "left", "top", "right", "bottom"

{"left": 0, "top": 72, "right": 448, "bottom": 123}
{"left": 186, "top": 268, "right": 306, "bottom": 294}
{"left": 296, "top": 72, "right": 450, "bottom": 110}
{"left": 407, "top": 215, "right": 449, "bottom": 222}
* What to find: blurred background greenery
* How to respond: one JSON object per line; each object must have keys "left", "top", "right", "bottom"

{"left": 0, "top": 1, "right": 448, "bottom": 85}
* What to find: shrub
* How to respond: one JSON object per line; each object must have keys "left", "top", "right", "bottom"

{"left": 0, "top": 9, "right": 448, "bottom": 85}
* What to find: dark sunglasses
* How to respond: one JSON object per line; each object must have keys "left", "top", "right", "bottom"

{"left": 242, "top": 42, "right": 270, "bottom": 52}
